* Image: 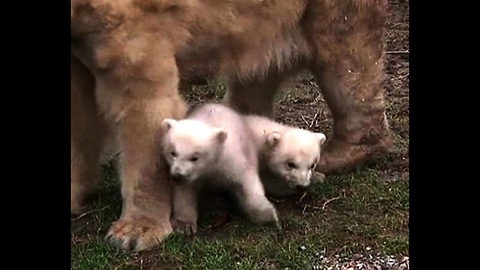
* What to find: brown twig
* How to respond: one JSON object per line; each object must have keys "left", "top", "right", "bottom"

{"left": 398, "top": 72, "right": 409, "bottom": 79}
{"left": 71, "top": 206, "right": 110, "bottom": 221}
{"left": 310, "top": 109, "right": 320, "bottom": 129}
{"left": 296, "top": 192, "right": 308, "bottom": 204}
{"left": 299, "top": 114, "right": 310, "bottom": 127}
{"left": 386, "top": 50, "right": 409, "bottom": 55}
{"left": 302, "top": 204, "right": 309, "bottom": 215}
{"left": 322, "top": 197, "right": 341, "bottom": 210}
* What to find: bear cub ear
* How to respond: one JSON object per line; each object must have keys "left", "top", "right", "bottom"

{"left": 161, "top": 119, "right": 178, "bottom": 132}
{"left": 266, "top": 132, "right": 282, "bottom": 148}
{"left": 315, "top": 133, "right": 327, "bottom": 146}
{"left": 213, "top": 128, "right": 228, "bottom": 144}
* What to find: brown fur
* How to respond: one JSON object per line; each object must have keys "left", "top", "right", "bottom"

{"left": 71, "top": 55, "right": 106, "bottom": 213}
{"left": 71, "top": 0, "right": 392, "bottom": 251}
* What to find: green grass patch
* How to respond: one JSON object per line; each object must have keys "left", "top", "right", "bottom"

{"left": 72, "top": 166, "right": 409, "bottom": 269}
{"left": 71, "top": 239, "right": 135, "bottom": 270}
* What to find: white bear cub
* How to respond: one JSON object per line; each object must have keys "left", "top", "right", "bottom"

{"left": 160, "top": 103, "right": 279, "bottom": 236}
{"left": 244, "top": 115, "right": 327, "bottom": 198}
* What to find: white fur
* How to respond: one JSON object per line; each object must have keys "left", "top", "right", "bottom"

{"left": 243, "top": 115, "right": 327, "bottom": 197}
{"left": 161, "top": 103, "right": 279, "bottom": 236}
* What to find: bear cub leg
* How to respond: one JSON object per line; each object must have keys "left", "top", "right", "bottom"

{"left": 233, "top": 170, "right": 280, "bottom": 229}
{"left": 171, "top": 184, "right": 198, "bottom": 236}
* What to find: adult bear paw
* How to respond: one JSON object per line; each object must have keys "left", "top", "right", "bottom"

{"left": 106, "top": 218, "right": 172, "bottom": 252}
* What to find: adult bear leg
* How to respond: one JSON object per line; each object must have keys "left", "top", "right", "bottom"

{"left": 223, "top": 74, "right": 284, "bottom": 118}
{"left": 71, "top": 55, "right": 108, "bottom": 214}
{"left": 306, "top": 1, "right": 393, "bottom": 174}
{"left": 97, "top": 58, "right": 188, "bottom": 252}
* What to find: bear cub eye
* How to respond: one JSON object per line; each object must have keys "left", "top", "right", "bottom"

{"left": 286, "top": 161, "right": 297, "bottom": 170}
{"left": 310, "top": 163, "right": 315, "bottom": 170}
{"left": 189, "top": 155, "right": 199, "bottom": 162}
{"left": 171, "top": 151, "right": 177, "bottom": 157}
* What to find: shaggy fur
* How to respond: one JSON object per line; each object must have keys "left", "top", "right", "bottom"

{"left": 161, "top": 103, "right": 279, "bottom": 236}
{"left": 244, "top": 114, "right": 326, "bottom": 198}
{"left": 71, "top": 0, "right": 392, "bottom": 251}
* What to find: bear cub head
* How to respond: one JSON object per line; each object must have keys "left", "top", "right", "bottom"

{"left": 160, "top": 118, "right": 227, "bottom": 184}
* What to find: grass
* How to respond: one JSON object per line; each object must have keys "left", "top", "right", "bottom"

{"left": 71, "top": 132, "right": 409, "bottom": 269}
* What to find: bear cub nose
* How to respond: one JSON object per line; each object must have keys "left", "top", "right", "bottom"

{"left": 295, "top": 184, "right": 309, "bottom": 192}
{"left": 171, "top": 173, "right": 188, "bottom": 183}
